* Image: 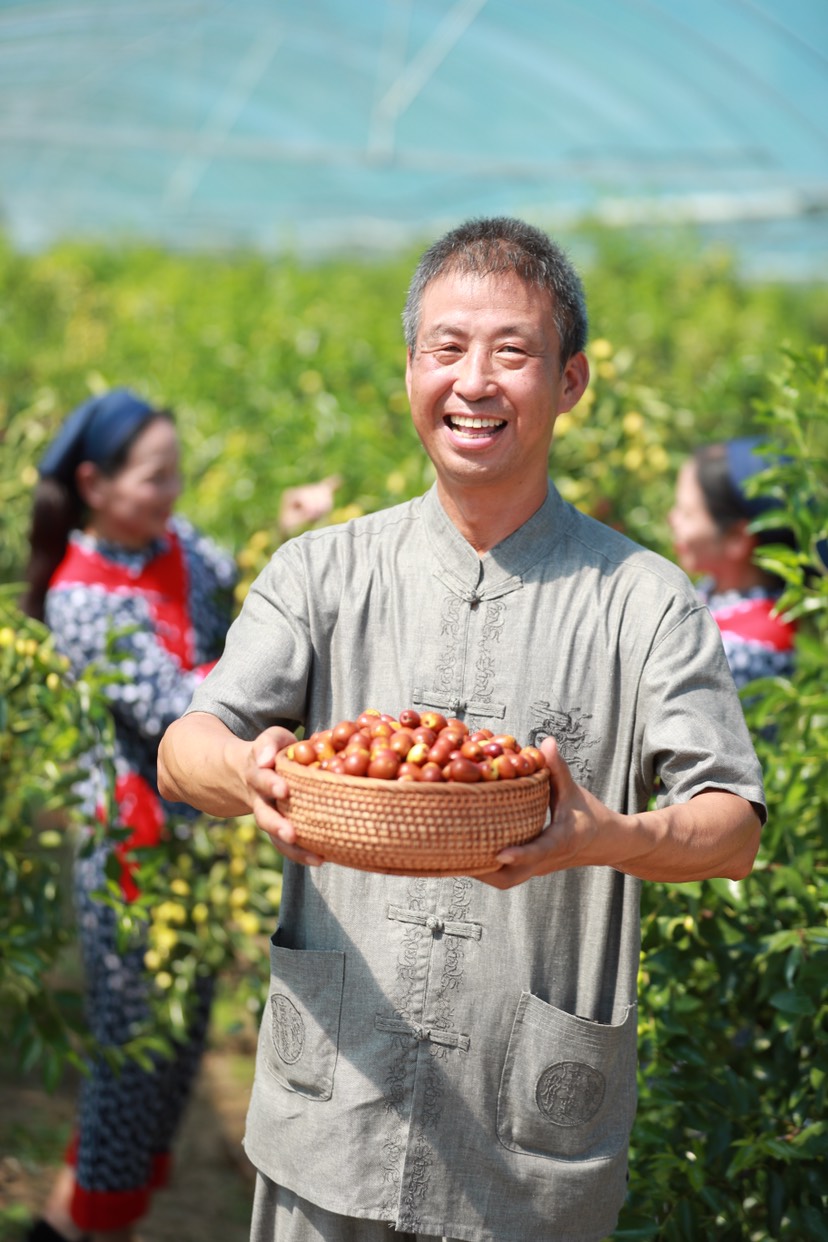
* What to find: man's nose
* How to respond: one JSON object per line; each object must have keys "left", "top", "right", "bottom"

{"left": 453, "top": 346, "right": 495, "bottom": 399}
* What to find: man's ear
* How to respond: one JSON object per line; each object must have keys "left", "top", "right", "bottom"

{"left": 405, "top": 347, "right": 413, "bottom": 399}
{"left": 559, "top": 351, "right": 590, "bottom": 412}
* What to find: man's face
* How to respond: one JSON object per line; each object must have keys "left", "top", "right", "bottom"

{"left": 405, "top": 269, "right": 587, "bottom": 497}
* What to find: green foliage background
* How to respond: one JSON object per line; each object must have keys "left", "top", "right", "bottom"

{"left": 1, "top": 224, "right": 826, "bottom": 1238}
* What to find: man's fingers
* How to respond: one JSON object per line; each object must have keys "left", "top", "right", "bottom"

{"left": 262, "top": 828, "right": 324, "bottom": 868}
{"left": 256, "top": 742, "right": 277, "bottom": 767}
{"left": 254, "top": 799, "right": 324, "bottom": 867}
{"left": 540, "top": 737, "right": 575, "bottom": 803}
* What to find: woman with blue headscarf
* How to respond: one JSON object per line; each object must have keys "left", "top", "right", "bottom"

{"left": 23, "top": 389, "right": 237, "bottom": 1242}
{"left": 669, "top": 436, "right": 797, "bottom": 689}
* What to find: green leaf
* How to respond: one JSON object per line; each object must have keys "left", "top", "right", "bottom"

{"left": 769, "top": 989, "right": 816, "bottom": 1015}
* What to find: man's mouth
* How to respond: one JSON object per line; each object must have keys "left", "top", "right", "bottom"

{"left": 445, "top": 414, "right": 507, "bottom": 435}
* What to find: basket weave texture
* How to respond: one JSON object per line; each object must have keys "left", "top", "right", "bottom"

{"left": 275, "top": 753, "right": 551, "bottom": 875}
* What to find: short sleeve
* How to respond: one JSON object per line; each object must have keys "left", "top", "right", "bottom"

{"left": 186, "top": 542, "right": 314, "bottom": 740}
{"left": 637, "top": 603, "right": 766, "bottom": 820}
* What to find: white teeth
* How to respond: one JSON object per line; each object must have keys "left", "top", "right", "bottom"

{"left": 450, "top": 415, "right": 504, "bottom": 429}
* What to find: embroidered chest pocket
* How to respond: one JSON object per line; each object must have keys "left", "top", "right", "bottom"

{"left": 496, "top": 991, "right": 637, "bottom": 1163}
{"left": 260, "top": 932, "right": 345, "bottom": 1100}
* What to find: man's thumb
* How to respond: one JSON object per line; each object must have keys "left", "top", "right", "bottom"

{"left": 540, "top": 736, "right": 573, "bottom": 796}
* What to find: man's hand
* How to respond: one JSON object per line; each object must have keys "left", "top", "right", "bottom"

{"left": 158, "top": 713, "right": 325, "bottom": 867}
{"left": 479, "top": 738, "right": 615, "bottom": 888}
{"left": 244, "top": 727, "right": 325, "bottom": 867}
{"left": 478, "top": 737, "right": 761, "bottom": 888}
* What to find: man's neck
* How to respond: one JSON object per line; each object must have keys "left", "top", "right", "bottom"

{"left": 437, "top": 477, "right": 549, "bottom": 554}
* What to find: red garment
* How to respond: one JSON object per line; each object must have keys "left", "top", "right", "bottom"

{"left": 51, "top": 531, "right": 210, "bottom": 898}
{"left": 709, "top": 595, "right": 796, "bottom": 652}
{"left": 110, "top": 771, "right": 165, "bottom": 902}
{"left": 50, "top": 528, "right": 196, "bottom": 665}
{"left": 64, "top": 1133, "right": 170, "bottom": 1230}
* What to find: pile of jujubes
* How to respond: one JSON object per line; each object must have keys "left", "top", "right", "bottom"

{"left": 283, "top": 709, "right": 547, "bottom": 784}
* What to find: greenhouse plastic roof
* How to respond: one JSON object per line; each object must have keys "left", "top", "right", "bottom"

{"left": 1, "top": 0, "right": 827, "bottom": 277}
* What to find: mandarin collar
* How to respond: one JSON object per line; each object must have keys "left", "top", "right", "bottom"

{"left": 421, "top": 481, "right": 569, "bottom": 599}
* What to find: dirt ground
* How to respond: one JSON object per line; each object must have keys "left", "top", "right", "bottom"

{"left": 0, "top": 1047, "right": 257, "bottom": 1242}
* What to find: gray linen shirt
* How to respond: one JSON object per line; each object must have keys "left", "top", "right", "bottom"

{"left": 187, "top": 482, "right": 764, "bottom": 1242}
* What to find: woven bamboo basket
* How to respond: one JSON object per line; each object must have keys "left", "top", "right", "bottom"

{"left": 275, "top": 752, "right": 552, "bottom": 875}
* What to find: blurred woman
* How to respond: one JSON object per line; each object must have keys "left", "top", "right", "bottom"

{"left": 669, "top": 435, "right": 797, "bottom": 689}
{"left": 22, "top": 388, "right": 237, "bottom": 1242}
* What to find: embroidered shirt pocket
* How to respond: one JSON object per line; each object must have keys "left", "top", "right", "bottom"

{"left": 260, "top": 933, "right": 345, "bottom": 1100}
{"left": 496, "top": 991, "right": 637, "bottom": 1162}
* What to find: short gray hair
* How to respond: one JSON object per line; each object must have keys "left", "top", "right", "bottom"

{"left": 402, "top": 216, "right": 588, "bottom": 363}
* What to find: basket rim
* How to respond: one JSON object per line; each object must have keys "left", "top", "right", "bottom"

{"left": 275, "top": 751, "right": 550, "bottom": 796}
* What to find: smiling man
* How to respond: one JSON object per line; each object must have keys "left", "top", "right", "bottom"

{"left": 159, "top": 217, "right": 764, "bottom": 1242}
{"left": 405, "top": 265, "right": 587, "bottom": 550}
